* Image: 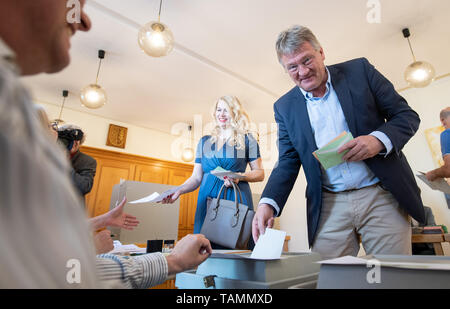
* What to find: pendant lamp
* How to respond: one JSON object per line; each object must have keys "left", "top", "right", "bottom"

{"left": 402, "top": 28, "right": 435, "bottom": 88}
{"left": 138, "top": 0, "right": 174, "bottom": 57}
{"left": 80, "top": 49, "right": 107, "bottom": 109}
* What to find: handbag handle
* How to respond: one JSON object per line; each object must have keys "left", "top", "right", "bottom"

{"left": 211, "top": 182, "right": 243, "bottom": 227}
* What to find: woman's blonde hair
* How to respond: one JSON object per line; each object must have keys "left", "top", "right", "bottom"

{"left": 210, "top": 95, "right": 250, "bottom": 150}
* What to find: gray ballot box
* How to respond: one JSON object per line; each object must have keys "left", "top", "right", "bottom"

{"left": 317, "top": 255, "right": 450, "bottom": 289}
{"left": 175, "top": 252, "right": 321, "bottom": 289}
{"left": 108, "top": 181, "right": 179, "bottom": 244}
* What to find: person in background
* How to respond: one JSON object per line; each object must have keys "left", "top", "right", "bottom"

{"left": 162, "top": 95, "right": 264, "bottom": 249}
{"left": 57, "top": 124, "right": 97, "bottom": 198}
{"left": 426, "top": 107, "right": 450, "bottom": 181}
{"left": 33, "top": 107, "right": 140, "bottom": 254}
{"left": 0, "top": 0, "right": 211, "bottom": 288}
{"left": 254, "top": 25, "right": 425, "bottom": 260}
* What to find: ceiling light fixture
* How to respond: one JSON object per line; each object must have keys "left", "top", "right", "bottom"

{"left": 53, "top": 89, "right": 69, "bottom": 126}
{"left": 402, "top": 28, "right": 435, "bottom": 88}
{"left": 138, "top": 0, "right": 174, "bottom": 57}
{"left": 181, "top": 124, "right": 195, "bottom": 162}
{"left": 80, "top": 49, "right": 107, "bottom": 109}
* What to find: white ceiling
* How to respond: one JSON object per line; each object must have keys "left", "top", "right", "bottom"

{"left": 22, "top": 0, "right": 450, "bottom": 135}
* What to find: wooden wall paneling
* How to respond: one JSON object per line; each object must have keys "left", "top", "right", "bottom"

{"left": 84, "top": 161, "right": 101, "bottom": 218}
{"left": 81, "top": 146, "right": 198, "bottom": 232}
{"left": 177, "top": 228, "right": 192, "bottom": 241}
{"left": 134, "top": 164, "right": 169, "bottom": 185}
{"left": 168, "top": 168, "right": 199, "bottom": 238}
{"left": 90, "top": 159, "right": 136, "bottom": 217}
{"left": 151, "top": 279, "right": 176, "bottom": 289}
{"left": 187, "top": 188, "right": 198, "bottom": 230}
{"left": 168, "top": 169, "right": 190, "bottom": 230}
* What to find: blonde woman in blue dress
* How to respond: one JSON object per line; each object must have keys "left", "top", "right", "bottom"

{"left": 163, "top": 95, "right": 264, "bottom": 249}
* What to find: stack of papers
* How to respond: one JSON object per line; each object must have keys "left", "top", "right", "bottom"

{"left": 416, "top": 171, "right": 450, "bottom": 194}
{"left": 313, "top": 131, "right": 354, "bottom": 170}
{"left": 108, "top": 240, "right": 146, "bottom": 255}
{"left": 128, "top": 187, "right": 180, "bottom": 204}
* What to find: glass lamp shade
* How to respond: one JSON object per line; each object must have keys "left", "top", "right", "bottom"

{"left": 80, "top": 84, "right": 107, "bottom": 109}
{"left": 138, "top": 22, "right": 174, "bottom": 57}
{"left": 181, "top": 147, "right": 194, "bottom": 162}
{"left": 404, "top": 61, "right": 436, "bottom": 88}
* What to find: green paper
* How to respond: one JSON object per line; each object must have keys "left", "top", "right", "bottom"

{"left": 313, "top": 132, "right": 354, "bottom": 170}
{"left": 212, "top": 166, "right": 228, "bottom": 173}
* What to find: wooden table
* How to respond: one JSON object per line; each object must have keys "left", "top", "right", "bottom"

{"left": 411, "top": 233, "right": 450, "bottom": 256}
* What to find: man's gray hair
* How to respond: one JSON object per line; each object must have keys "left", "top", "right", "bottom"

{"left": 275, "top": 25, "right": 321, "bottom": 64}
{"left": 440, "top": 107, "right": 450, "bottom": 120}
{"left": 58, "top": 123, "right": 86, "bottom": 145}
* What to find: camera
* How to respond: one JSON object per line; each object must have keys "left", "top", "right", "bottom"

{"left": 57, "top": 128, "right": 84, "bottom": 151}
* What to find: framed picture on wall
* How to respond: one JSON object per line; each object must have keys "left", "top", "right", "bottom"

{"left": 424, "top": 126, "right": 445, "bottom": 167}
{"left": 424, "top": 125, "right": 450, "bottom": 209}
{"left": 106, "top": 124, "right": 128, "bottom": 149}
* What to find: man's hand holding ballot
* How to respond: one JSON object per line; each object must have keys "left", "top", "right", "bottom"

{"left": 338, "top": 135, "right": 385, "bottom": 162}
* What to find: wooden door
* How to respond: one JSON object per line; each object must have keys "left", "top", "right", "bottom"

{"left": 134, "top": 164, "right": 169, "bottom": 184}
{"left": 168, "top": 168, "right": 198, "bottom": 239}
{"left": 86, "top": 159, "right": 135, "bottom": 217}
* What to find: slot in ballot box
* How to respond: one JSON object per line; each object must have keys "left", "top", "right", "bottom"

{"left": 175, "top": 251, "right": 322, "bottom": 289}
{"left": 317, "top": 255, "right": 450, "bottom": 289}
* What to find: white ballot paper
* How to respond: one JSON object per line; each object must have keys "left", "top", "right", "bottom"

{"left": 416, "top": 171, "right": 450, "bottom": 194}
{"left": 129, "top": 187, "right": 180, "bottom": 204}
{"left": 250, "top": 228, "right": 287, "bottom": 260}
{"left": 209, "top": 228, "right": 287, "bottom": 260}
{"left": 211, "top": 170, "right": 245, "bottom": 181}
{"left": 129, "top": 192, "right": 161, "bottom": 204}
{"left": 108, "top": 240, "right": 146, "bottom": 255}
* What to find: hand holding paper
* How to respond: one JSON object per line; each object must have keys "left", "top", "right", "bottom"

{"left": 313, "top": 132, "right": 386, "bottom": 169}
{"left": 210, "top": 228, "right": 287, "bottom": 260}
{"left": 416, "top": 171, "right": 450, "bottom": 194}
{"left": 211, "top": 166, "right": 245, "bottom": 181}
{"left": 129, "top": 186, "right": 181, "bottom": 204}
{"left": 159, "top": 186, "right": 183, "bottom": 204}
{"left": 338, "top": 135, "right": 385, "bottom": 162}
{"left": 250, "top": 228, "right": 286, "bottom": 260}
{"left": 313, "top": 131, "right": 353, "bottom": 170}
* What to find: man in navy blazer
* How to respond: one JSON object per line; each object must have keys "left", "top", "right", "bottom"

{"left": 253, "top": 25, "right": 425, "bottom": 259}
